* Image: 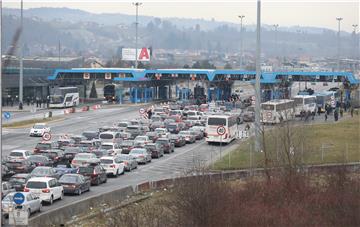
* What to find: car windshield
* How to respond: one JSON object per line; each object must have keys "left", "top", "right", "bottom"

{"left": 136, "top": 137, "right": 147, "bottom": 141}
{"left": 101, "top": 145, "right": 113, "bottom": 150}
{"left": 32, "top": 168, "right": 50, "bottom": 175}
{"left": 207, "top": 118, "right": 226, "bottom": 126}
{"left": 3, "top": 193, "right": 15, "bottom": 201}
{"left": 179, "top": 131, "right": 191, "bottom": 135}
{"left": 100, "top": 134, "right": 114, "bottom": 139}
{"left": 59, "top": 175, "right": 78, "bottom": 183}
{"left": 130, "top": 149, "right": 145, "bottom": 154}
{"left": 78, "top": 167, "right": 94, "bottom": 174}
{"left": 29, "top": 156, "right": 46, "bottom": 162}
{"left": 10, "top": 152, "right": 23, "bottom": 157}
{"left": 118, "top": 123, "right": 128, "bottom": 127}
{"left": 118, "top": 155, "right": 131, "bottom": 160}
{"left": 75, "top": 154, "right": 93, "bottom": 160}
{"left": 9, "top": 177, "right": 26, "bottom": 184}
{"left": 36, "top": 143, "right": 51, "bottom": 149}
{"left": 33, "top": 125, "right": 45, "bottom": 129}
{"left": 156, "top": 139, "right": 168, "bottom": 144}
{"left": 26, "top": 181, "right": 47, "bottom": 189}
{"left": 82, "top": 132, "right": 97, "bottom": 139}
{"left": 145, "top": 145, "right": 156, "bottom": 149}
{"left": 100, "top": 159, "right": 113, "bottom": 164}
{"left": 43, "top": 152, "right": 58, "bottom": 158}
{"left": 127, "top": 126, "right": 139, "bottom": 130}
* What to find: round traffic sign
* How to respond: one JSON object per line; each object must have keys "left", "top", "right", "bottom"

{"left": 331, "top": 96, "right": 335, "bottom": 100}
{"left": 266, "top": 111, "right": 272, "bottom": 119}
{"left": 3, "top": 112, "right": 11, "bottom": 120}
{"left": 216, "top": 126, "right": 226, "bottom": 136}
{"left": 139, "top": 108, "right": 146, "bottom": 114}
{"left": 251, "top": 100, "right": 256, "bottom": 105}
{"left": 251, "top": 96, "right": 256, "bottom": 101}
{"left": 42, "top": 132, "right": 51, "bottom": 141}
{"left": 13, "top": 192, "right": 25, "bottom": 205}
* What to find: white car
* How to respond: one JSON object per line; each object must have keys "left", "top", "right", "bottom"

{"left": 154, "top": 128, "right": 170, "bottom": 138}
{"left": 2, "top": 192, "right": 42, "bottom": 217}
{"left": 100, "top": 156, "right": 125, "bottom": 177}
{"left": 24, "top": 177, "right": 64, "bottom": 205}
{"left": 29, "top": 123, "right": 51, "bottom": 137}
{"left": 134, "top": 136, "right": 151, "bottom": 146}
{"left": 8, "top": 150, "right": 31, "bottom": 161}
{"left": 101, "top": 142, "right": 121, "bottom": 151}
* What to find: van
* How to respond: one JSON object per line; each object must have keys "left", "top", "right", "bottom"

{"left": 99, "top": 131, "right": 122, "bottom": 143}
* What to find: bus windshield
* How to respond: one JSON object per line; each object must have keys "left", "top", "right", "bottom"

{"left": 207, "top": 118, "right": 226, "bottom": 126}
{"left": 50, "top": 95, "right": 64, "bottom": 104}
{"left": 261, "top": 104, "right": 275, "bottom": 110}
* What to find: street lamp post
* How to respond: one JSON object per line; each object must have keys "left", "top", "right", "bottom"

{"left": 336, "top": 17, "right": 343, "bottom": 71}
{"left": 133, "top": 2, "right": 142, "bottom": 69}
{"left": 352, "top": 24, "right": 358, "bottom": 58}
{"left": 19, "top": 0, "right": 24, "bottom": 109}
{"left": 255, "top": 0, "right": 262, "bottom": 152}
{"left": 238, "top": 15, "right": 245, "bottom": 70}
{"left": 273, "top": 24, "right": 279, "bottom": 55}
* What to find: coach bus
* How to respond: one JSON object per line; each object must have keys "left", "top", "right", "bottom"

{"left": 292, "top": 95, "right": 317, "bottom": 116}
{"left": 205, "top": 114, "right": 238, "bottom": 144}
{"left": 261, "top": 99, "right": 295, "bottom": 124}
{"left": 314, "top": 91, "right": 339, "bottom": 112}
{"left": 49, "top": 87, "right": 79, "bottom": 108}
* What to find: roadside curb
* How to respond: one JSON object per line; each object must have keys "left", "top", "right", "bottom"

{"left": 3, "top": 117, "right": 65, "bottom": 129}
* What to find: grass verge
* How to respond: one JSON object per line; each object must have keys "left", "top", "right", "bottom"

{"left": 214, "top": 115, "right": 360, "bottom": 170}
{"left": 3, "top": 116, "right": 64, "bottom": 128}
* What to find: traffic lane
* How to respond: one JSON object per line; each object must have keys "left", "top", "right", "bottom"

{"left": 30, "top": 139, "right": 211, "bottom": 216}
{"left": 1, "top": 105, "right": 150, "bottom": 156}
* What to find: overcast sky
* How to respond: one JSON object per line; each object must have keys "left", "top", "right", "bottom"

{"left": 3, "top": 0, "right": 359, "bottom": 32}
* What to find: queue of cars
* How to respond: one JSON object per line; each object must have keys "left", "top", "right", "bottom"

{"left": 1, "top": 102, "right": 210, "bottom": 218}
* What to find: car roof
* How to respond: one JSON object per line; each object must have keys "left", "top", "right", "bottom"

{"left": 34, "top": 123, "right": 46, "bottom": 126}
{"left": 61, "top": 173, "right": 80, "bottom": 177}
{"left": 10, "top": 150, "right": 29, "bottom": 153}
{"left": 100, "top": 156, "right": 116, "bottom": 160}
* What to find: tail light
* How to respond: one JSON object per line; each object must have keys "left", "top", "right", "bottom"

{"left": 110, "top": 164, "right": 115, "bottom": 168}
{"left": 37, "top": 163, "right": 42, "bottom": 166}
{"left": 42, "top": 188, "right": 50, "bottom": 193}
{"left": 33, "top": 149, "right": 39, "bottom": 153}
{"left": 139, "top": 155, "right": 144, "bottom": 158}
{"left": 124, "top": 161, "right": 128, "bottom": 166}
{"left": 55, "top": 157, "right": 59, "bottom": 160}
{"left": 91, "top": 173, "right": 98, "bottom": 177}
{"left": 24, "top": 188, "right": 30, "bottom": 192}
{"left": 72, "top": 160, "right": 77, "bottom": 164}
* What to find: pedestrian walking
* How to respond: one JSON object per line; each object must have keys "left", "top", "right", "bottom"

{"left": 350, "top": 106, "right": 354, "bottom": 117}
{"left": 340, "top": 108, "right": 343, "bottom": 118}
{"left": 317, "top": 106, "right": 321, "bottom": 116}
{"left": 311, "top": 111, "right": 315, "bottom": 120}
{"left": 334, "top": 110, "right": 339, "bottom": 122}
{"left": 325, "top": 112, "right": 328, "bottom": 121}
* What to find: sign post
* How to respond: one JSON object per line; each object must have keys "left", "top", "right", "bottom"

{"left": 9, "top": 193, "right": 28, "bottom": 226}
{"left": 217, "top": 126, "right": 226, "bottom": 159}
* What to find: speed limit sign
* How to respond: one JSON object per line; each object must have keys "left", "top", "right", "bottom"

{"left": 139, "top": 108, "right": 146, "bottom": 114}
{"left": 216, "top": 126, "right": 226, "bottom": 136}
{"left": 42, "top": 132, "right": 51, "bottom": 141}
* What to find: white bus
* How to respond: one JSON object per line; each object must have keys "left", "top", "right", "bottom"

{"left": 49, "top": 87, "right": 79, "bottom": 108}
{"left": 292, "top": 95, "right": 317, "bottom": 116}
{"left": 205, "top": 114, "right": 238, "bottom": 144}
{"left": 261, "top": 99, "right": 295, "bottom": 124}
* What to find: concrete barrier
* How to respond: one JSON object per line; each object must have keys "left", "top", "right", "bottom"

{"left": 28, "top": 186, "right": 134, "bottom": 227}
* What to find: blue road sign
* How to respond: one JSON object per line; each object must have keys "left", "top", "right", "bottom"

{"left": 3, "top": 112, "right": 11, "bottom": 120}
{"left": 13, "top": 193, "right": 25, "bottom": 205}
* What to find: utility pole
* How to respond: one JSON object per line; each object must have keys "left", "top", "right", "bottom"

{"left": 238, "top": 15, "right": 245, "bottom": 70}
{"left": 133, "top": 2, "right": 142, "bottom": 69}
{"left": 255, "top": 0, "right": 262, "bottom": 152}
{"left": 336, "top": 17, "right": 343, "bottom": 71}
{"left": 19, "top": 0, "right": 23, "bottom": 109}
{"left": 0, "top": 1, "right": 3, "bottom": 225}
{"left": 352, "top": 24, "right": 358, "bottom": 71}
{"left": 58, "top": 40, "right": 61, "bottom": 67}
{"left": 273, "top": 24, "right": 278, "bottom": 56}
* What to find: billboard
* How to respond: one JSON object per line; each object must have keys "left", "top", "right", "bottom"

{"left": 122, "top": 48, "right": 151, "bottom": 61}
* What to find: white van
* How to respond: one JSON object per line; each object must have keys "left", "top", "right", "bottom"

{"left": 24, "top": 177, "right": 64, "bottom": 205}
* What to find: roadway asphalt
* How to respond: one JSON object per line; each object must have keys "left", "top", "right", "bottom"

{"left": 2, "top": 104, "right": 246, "bottom": 220}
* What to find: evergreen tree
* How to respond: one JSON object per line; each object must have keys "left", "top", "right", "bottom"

{"left": 89, "top": 81, "right": 98, "bottom": 98}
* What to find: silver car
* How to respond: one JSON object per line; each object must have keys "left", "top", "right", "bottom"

{"left": 2, "top": 192, "right": 42, "bottom": 217}
{"left": 116, "top": 154, "right": 138, "bottom": 171}
{"left": 129, "top": 148, "right": 152, "bottom": 164}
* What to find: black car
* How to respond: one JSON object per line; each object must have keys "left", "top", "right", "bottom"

{"left": 119, "top": 140, "right": 135, "bottom": 154}
{"left": 6, "top": 160, "right": 35, "bottom": 174}
{"left": 42, "top": 149, "right": 65, "bottom": 165}
{"left": 156, "top": 138, "right": 175, "bottom": 154}
{"left": 63, "top": 147, "right": 82, "bottom": 161}
{"left": 30, "top": 166, "right": 61, "bottom": 179}
{"left": 169, "top": 134, "right": 186, "bottom": 147}
{"left": 59, "top": 174, "right": 91, "bottom": 195}
{"left": 28, "top": 155, "right": 53, "bottom": 167}
{"left": 33, "top": 141, "right": 59, "bottom": 154}
{"left": 9, "top": 173, "right": 31, "bottom": 191}
{"left": 82, "top": 131, "right": 99, "bottom": 140}
{"left": 144, "top": 143, "right": 164, "bottom": 158}
{"left": 77, "top": 164, "right": 107, "bottom": 186}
